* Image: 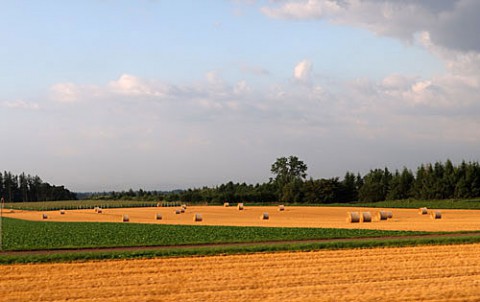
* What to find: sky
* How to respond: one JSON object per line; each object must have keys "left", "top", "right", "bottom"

{"left": 1, "top": 0, "right": 480, "bottom": 192}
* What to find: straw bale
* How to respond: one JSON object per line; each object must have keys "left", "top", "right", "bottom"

{"left": 122, "top": 215, "right": 129, "bottom": 222}
{"left": 346, "top": 212, "right": 360, "bottom": 223}
{"left": 174, "top": 209, "right": 181, "bottom": 214}
{"left": 237, "top": 203, "right": 244, "bottom": 210}
{"left": 278, "top": 205, "right": 285, "bottom": 211}
{"left": 360, "top": 212, "right": 372, "bottom": 223}
{"left": 60, "top": 209, "right": 66, "bottom": 215}
{"left": 155, "top": 213, "right": 162, "bottom": 220}
{"left": 377, "top": 211, "right": 388, "bottom": 220}
{"left": 419, "top": 207, "right": 428, "bottom": 215}
{"left": 42, "top": 213, "right": 48, "bottom": 220}
{"left": 431, "top": 210, "right": 442, "bottom": 219}
{"left": 193, "top": 213, "right": 203, "bottom": 222}
{"left": 260, "top": 212, "right": 269, "bottom": 220}
{"left": 224, "top": 202, "right": 229, "bottom": 207}
{"left": 386, "top": 211, "right": 393, "bottom": 219}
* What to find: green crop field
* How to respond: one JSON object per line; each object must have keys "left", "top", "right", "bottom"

{"left": 0, "top": 217, "right": 424, "bottom": 251}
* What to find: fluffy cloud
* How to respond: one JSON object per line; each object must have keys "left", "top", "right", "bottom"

{"left": 293, "top": 59, "right": 313, "bottom": 82}
{"left": 2, "top": 100, "right": 40, "bottom": 110}
{"left": 50, "top": 82, "right": 80, "bottom": 103}
{"left": 109, "top": 74, "right": 170, "bottom": 97}
{"left": 262, "top": 0, "right": 480, "bottom": 52}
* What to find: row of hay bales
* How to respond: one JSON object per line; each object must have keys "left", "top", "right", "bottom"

{"left": 223, "top": 203, "right": 286, "bottom": 212}
{"left": 347, "top": 211, "right": 393, "bottom": 223}
{"left": 419, "top": 207, "right": 442, "bottom": 219}
{"left": 42, "top": 203, "right": 288, "bottom": 221}
{"left": 346, "top": 212, "right": 372, "bottom": 223}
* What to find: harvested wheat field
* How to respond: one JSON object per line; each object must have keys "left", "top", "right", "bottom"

{"left": 5, "top": 206, "right": 480, "bottom": 231}
{"left": 1, "top": 243, "right": 479, "bottom": 301}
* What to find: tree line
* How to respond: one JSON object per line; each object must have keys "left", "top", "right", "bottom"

{"left": 87, "top": 157, "right": 480, "bottom": 204}
{"left": 0, "top": 171, "right": 76, "bottom": 202}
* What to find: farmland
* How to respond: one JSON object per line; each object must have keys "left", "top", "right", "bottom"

{"left": 1, "top": 243, "right": 479, "bottom": 301}
{"left": 1, "top": 217, "right": 416, "bottom": 251}
{"left": 4, "top": 205, "right": 480, "bottom": 231}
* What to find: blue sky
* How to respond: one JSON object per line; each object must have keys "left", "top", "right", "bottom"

{"left": 1, "top": 1, "right": 479, "bottom": 191}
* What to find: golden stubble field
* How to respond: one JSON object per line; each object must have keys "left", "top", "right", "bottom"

{"left": 5, "top": 205, "right": 480, "bottom": 232}
{"left": 1, "top": 243, "right": 479, "bottom": 301}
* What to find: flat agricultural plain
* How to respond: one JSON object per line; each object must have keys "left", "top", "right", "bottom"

{"left": 1, "top": 243, "right": 479, "bottom": 301}
{"left": 4, "top": 205, "right": 480, "bottom": 231}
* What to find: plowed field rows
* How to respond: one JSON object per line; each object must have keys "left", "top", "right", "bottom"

{"left": 1, "top": 243, "right": 479, "bottom": 301}
{"left": 5, "top": 206, "right": 480, "bottom": 231}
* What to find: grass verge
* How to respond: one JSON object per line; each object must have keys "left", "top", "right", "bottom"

{"left": 1, "top": 235, "right": 479, "bottom": 264}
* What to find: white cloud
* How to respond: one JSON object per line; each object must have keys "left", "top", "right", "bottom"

{"left": 50, "top": 82, "right": 80, "bottom": 103}
{"left": 234, "top": 80, "right": 251, "bottom": 95}
{"left": 2, "top": 100, "right": 40, "bottom": 110}
{"left": 262, "top": 0, "right": 341, "bottom": 19}
{"left": 109, "top": 74, "right": 169, "bottom": 97}
{"left": 294, "top": 59, "right": 313, "bottom": 82}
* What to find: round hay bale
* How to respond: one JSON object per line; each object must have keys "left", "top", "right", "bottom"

{"left": 42, "top": 213, "right": 48, "bottom": 220}
{"left": 260, "top": 212, "right": 269, "bottom": 220}
{"left": 60, "top": 209, "right": 66, "bottom": 215}
{"left": 377, "top": 211, "right": 388, "bottom": 221}
{"left": 386, "top": 211, "right": 393, "bottom": 219}
{"left": 278, "top": 205, "right": 285, "bottom": 211}
{"left": 174, "top": 209, "right": 181, "bottom": 214}
{"left": 181, "top": 204, "right": 187, "bottom": 209}
{"left": 224, "top": 202, "right": 230, "bottom": 207}
{"left": 180, "top": 208, "right": 185, "bottom": 213}
{"left": 346, "top": 212, "right": 360, "bottom": 223}
{"left": 155, "top": 213, "right": 162, "bottom": 220}
{"left": 122, "top": 215, "right": 129, "bottom": 222}
{"left": 237, "top": 203, "right": 244, "bottom": 210}
{"left": 360, "top": 212, "right": 372, "bottom": 223}
{"left": 193, "top": 213, "right": 203, "bottom": 222}
{"left": 97, "top": 208, "right": 103, "bottom": 214}
{"left": 156, "top": 202, "right": 162, "bottom": 207}
{"left": 431, "top": 210, "right": 442, "bottom": 219}
{"left": 419, "top": 207, "right": 428, "bottom": 215}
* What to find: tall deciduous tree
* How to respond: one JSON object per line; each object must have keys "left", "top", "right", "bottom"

{"left": 271, "top": 156, "right": 308, "bottom": 202}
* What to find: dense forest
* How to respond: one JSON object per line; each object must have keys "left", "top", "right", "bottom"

{"left": 0, "top": 172, "right": 76, "bottom": 202}
{"left": 87, "top": 157, "right": 480, "bottom": 204}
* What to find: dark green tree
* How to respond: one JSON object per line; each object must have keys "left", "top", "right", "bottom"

{"left": 271, "top": 156, "right": 308, "bottom": 202}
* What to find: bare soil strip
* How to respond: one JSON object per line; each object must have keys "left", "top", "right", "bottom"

{"left": 1, "top": 243, "right": 479, "bottom": 301}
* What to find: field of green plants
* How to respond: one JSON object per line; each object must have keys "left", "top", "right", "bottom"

{"left": 1, "top": 217, "right": 422, "bottom": 251}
